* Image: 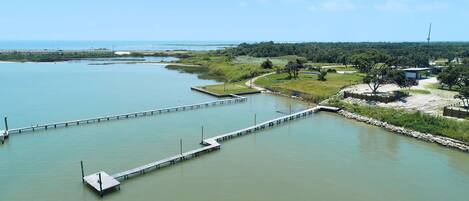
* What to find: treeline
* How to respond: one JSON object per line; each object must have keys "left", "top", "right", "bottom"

{"left": 224, "top": 42, "right": 469, "bottom": 67}
{"left": 0, "top": 51, "right": 117, "bottom": 62}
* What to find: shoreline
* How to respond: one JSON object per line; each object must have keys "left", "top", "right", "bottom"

{"left": 337, "top": 109, "right": 469, "bottom": 152}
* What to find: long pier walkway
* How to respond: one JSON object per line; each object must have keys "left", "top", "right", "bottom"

{"left": 83, "top": 106, "right": 340, "bottom": 195}
{"left": 0, "top": 95, "right": 247, "bottom": 144}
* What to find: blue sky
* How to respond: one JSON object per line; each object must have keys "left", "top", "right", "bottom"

{"left": 0, "top": 0, "right": 468, "bottom": 42}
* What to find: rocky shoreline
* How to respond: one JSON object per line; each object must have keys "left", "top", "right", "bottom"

{"left": 337, "top": 110, "right": 469, "bottom": 152}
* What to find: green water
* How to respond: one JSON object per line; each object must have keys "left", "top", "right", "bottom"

{"left": 0, "top": 60, "right": 468, "bottom": 201}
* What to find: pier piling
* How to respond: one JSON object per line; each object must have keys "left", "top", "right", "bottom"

{"left": 4, "top": 117, "right": 8, "bottom": 131}
{"left": 81, "top": 161, "right": 85, "bottom": 183}
{"left": 180, "top": 139, "right": 183, "bottom": 156}
{"left": 98, "top": 173, "right": 103, "bottom": 197}
{"left": 201, "top": 126, "right": 204, "bottom": 144}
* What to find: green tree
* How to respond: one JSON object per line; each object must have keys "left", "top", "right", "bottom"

{"left": 390, "top": 70, "right": 418, "bottom": 90}
{"left": 438, "top": 67, "right": 461, "bottom": 90}
{"left": 318, "top": 70, "right": 328, "bottom": 81}
{"left": 463, "top": 57, "right": 469, "bottom": 66}
{"left": 285, "top": 59, "right": 303, "bottom": 79}
{"left": 363, "top": 65, "right": 392, "bottom": 94}
{"left": 349, "top": 51, "right": 388, "bottom": 73}
{"left": 455, "top": 86, "right": 469, "bottom": 108}
{"left": 261, "top": 59, "right": 273, "bottom": 69}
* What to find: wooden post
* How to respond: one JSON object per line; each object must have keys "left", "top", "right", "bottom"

{"left": 98, "top": 173, "right": 103, "bottom": 197}
{"left": 180, "top": 139, "right": 183, "bottom": 156}
{"left": 80, "top": 161, "right": 85, "bottom": 183}
{"left": 254, "top": 114, "right": 257, "bottom": 126}
{"left": 289, "top": 104, "right": 292, "bottom": 114}
{"left": 4, "top": 117, "right": 8, "bottom": 131}
{"left": 201, "top": 126, "right": 204, "bottom": 144}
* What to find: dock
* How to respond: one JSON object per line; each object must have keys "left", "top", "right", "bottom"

{"left": 0, "top": 130, "right": 7, "bottom": 144}
{"left": 2, "top": 95, "right": 247, "bottom": 140}
{"left": 83, "top": 172, "right": 120, "bottom": 197}
{"left": 83, "top": 106, "right": 340, "bottom": 195}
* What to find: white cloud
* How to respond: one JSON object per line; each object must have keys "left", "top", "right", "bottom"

{"left": 375, "top": 1, "right": 411, "bottom": 12}
{"left": 415, "top": 1, "right": 449, "bottom": 11}
{"left": 321, "top": 1, "right": 356, "bottom": 11}
{"left": 309, "top": 1, "right": 357, "bottom": 12}
{"left": 375, "top": 0, "right": 450, "bottom": 12}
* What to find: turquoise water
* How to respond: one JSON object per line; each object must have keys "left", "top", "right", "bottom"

{"left": 0, "top": 60, "right": 468, "bottom": 201}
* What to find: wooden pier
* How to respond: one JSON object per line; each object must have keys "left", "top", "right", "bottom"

{"left": 83, "top": 106, "right": 340, "bottom": 195}
{"left": 2, "top": 95, "right": 247, "bottom": 139}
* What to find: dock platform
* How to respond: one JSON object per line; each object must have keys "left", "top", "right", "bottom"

{"left": 83, "top": 171, "right": 120, "bottom": 196}
{"left": 84, "top": 106, "right": 340, "bottom": 196}
{"left": 0, "top": 130, "right": 6, "bottom": 144}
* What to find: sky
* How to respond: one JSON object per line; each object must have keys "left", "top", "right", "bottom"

{"left": 0, "top": 0, "right": 468, "bottom": 42}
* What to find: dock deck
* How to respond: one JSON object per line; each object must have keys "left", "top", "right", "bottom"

{"left": 84, "top": 106, "right": 340, "bottom": 195}
{"left": 2, "top": 94, "right": 247, "bottom": 138}
{"left": 83, "top": 171, "right": 120, "bottom": 195}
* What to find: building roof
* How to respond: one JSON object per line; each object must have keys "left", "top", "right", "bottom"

{"left": 403, "top": 68, "right": 430, "bottom": 71}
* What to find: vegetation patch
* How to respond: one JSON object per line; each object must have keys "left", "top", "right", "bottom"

{"left": 233, "top": 55, "right": 305, "bottom": 67}
{"left": 173, "top": 54, "right": 271, "bottom": 82}
{"left": 0, "top": 51, "right": 117, "bottom": 62}
{"left": 399, "top": 89, "right": 431, "bottom": 95}
{"left": 199, "top": 82, "right": 260, "bottom": 96}
{"left": 329, "top": 100, "right": 469, "bottom": 142}
{"left": 255, "top": 72, "right": 363, "bottom": 103}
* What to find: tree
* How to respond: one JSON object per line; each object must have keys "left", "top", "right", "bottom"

{"left": 438, "top": 67, "right": 461, "bottom": 90}
{"left": 349, "top": 51, "right": 389, "bottom": 73}
{"left": 463, "top": 57, "right": 469, "bottom": 66}
{"left": 318, "top": 70, "right": 328, "bottom": 81}
{"left": 363, "top": 65, "right": 392, "bottom": 94}
{"left": 285, "top": 61, "right": 299, "bottom": 79}
{"left": 390, "top": 70, "right": 418, "bottom": 90}
{"left": 455, "top": 86, "right": 469, "bottom": 108}
{"left": 261, "top": 59, "right": 273, "bottom": 69}
{"left": 338, "top": 55, "right": 348, "bottom": 67}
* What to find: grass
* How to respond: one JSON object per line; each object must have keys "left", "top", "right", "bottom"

{"left": 425, "top": 82, "right": 461, "bottom": 92}
{"left": 256, "top": 72, "right": 364, "bottom": 103}
{"left": 165, "top": 64, "right": 220, "bottom": 81}
{"left": 233, "top": 55, "right": 305, "bottom": 67}
{"left": 173, "top": 54, "right": 270, "bottom": 82}
{"left": 329, "top": 100, "right": 469, "bottom": 142}
{"left": 200, "top": 82, "right": 259, "bottom": 96}
{"left": 399, "top": 89, "right": 431, "bottom": 95}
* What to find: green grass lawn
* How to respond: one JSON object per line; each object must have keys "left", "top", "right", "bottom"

{"left": 200, "top": 82, "right": 260, "bottom": 96}
{"left": 256, "top": 72, "right": 364, "bottom": 103}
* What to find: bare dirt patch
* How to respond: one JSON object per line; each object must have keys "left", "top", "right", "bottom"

{"left": 342, "top": 77, "right": 459, "bottom": 116}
